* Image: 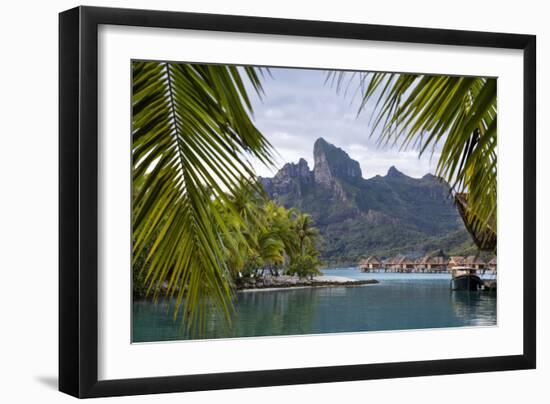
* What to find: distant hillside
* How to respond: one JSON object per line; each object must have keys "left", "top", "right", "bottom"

{"left": 260, "top": 138, "right": 478, "bottom": 266}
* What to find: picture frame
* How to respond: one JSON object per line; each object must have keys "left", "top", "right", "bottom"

{"left": 59, "top": 5, "right": 536, "bottom": 398}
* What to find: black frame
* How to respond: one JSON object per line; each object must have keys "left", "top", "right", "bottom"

{"left": 59, "top": 5, "right": 536, "bottom": 398}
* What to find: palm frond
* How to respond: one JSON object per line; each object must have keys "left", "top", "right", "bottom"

{"left": 329, "top": 71, "right": 497, "bottom": 250}
{"left": 132, "top": 61, "right": 273, "bottom": 330}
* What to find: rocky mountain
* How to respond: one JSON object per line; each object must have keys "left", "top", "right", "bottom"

{"left": 260, "top": 138, "right": 474, "bottom": 265}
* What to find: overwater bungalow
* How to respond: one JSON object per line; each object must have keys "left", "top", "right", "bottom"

{"left": 464, "top": 255, "right": 486, "bottom": 270}
{"left": 417, "top": 255, "right": 448, "bottom": 272}
{"left": 448, "top": 256, "right": 466, "bottom": 270}
{"left": 389, "top": 256, "right": 415, "bottom": 272}
{"left": 359, "top": 256, "right": 382, "bottom": 272}
{"left": 383, "top": 256, "right": 398, "bottom": 272}
{"left": 448, "top": 255, "right": 487, "bottom": 271}
{"left": 414, "top": 257, "right": 425, "bottom": 271}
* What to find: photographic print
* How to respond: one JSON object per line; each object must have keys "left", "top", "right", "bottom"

{"left": 131, "top": 61, "right": 497, "bottom": 343}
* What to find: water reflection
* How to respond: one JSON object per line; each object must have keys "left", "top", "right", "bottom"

{"left": 451, "top": 290, "right": 497, "bottom": 326}
{"left": 133, "top": 270, "right": 497, "bottom": 343}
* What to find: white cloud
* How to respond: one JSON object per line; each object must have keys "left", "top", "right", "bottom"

{"left": 245, "top": 67, "right": 441, "bottom": 179}
{"left": 263, "top": 108, "right": 285, "bottom": 119}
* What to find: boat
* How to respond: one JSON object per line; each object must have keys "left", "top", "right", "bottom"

{"left": 450, "top": 266, "right": 483, "bottom": 291}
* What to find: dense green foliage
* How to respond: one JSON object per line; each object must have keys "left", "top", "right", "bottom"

{"left": 132, "top": 61, "right": 274, "bottom": 328}
{"left": 133, "top": 193, "right": 323, "bottom": 298}
{"left": 217, "top": 192, "right": 323, "bottom": 281}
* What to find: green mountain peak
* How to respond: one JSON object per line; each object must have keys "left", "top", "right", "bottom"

{"left": 259, "top": 140, "right": 471, "bottom": 265}
{"left": 313, "top": 137, "right": 362, "bottom": 185}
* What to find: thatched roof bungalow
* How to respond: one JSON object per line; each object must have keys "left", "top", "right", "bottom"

{"left": 359, "top": 256, "right": 382, "bottom": 271}
{"left": 464, "top": 255, "right": 486, "bottom": 269}
{"left": 488, "top": 257, "right": 497, "bottom": 271}
{"left": 414, "top": 257, "right": 425, "bottom": 269}
{"left": 448, "top": 256, "right": 466, "bottom": 269}
{"left": 422, "top": 256, "right": 448, "bottom": 271}
{"left": 384, "top": 256, "right": 399, "bottom": 270}
{"left": 388, "top": 255, "right": 415, "bottom": 271}
{"left": 448, "top": 255, "right": 487, "bottom": 270}
{"left": 401, "top": 257, "right": 416, "bottom": 269}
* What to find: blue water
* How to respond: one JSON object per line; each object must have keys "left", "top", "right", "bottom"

{"left": 132, "top": 268, "right": 497, "bottom": 342}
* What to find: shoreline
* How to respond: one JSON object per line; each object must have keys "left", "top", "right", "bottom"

{"left": 236, "top": 275, "right": 379, "bottom": 291}
{"left": 133, "top": 275, "right": 379, "bottom": 300}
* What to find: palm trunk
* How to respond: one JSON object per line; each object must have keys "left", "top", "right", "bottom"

{"left": 455, "top": 193, "right": 497, "bottom": 252}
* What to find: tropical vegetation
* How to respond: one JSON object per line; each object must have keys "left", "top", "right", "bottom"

{"left": 133, "top": 61, "right": 497, "bottom": 330}
{"left": 216, "top": 191, "right": 322, "bottom": 282}
{"left": 133, "top": 187, "right": 322, "bottom": 307}
{"left": 132, "top": 61, "right": 275, "bottom": 328}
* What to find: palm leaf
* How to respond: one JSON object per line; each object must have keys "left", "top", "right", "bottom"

{"left": 132, "top": 61, "right": 273, "bottom": 330}
{"left": 329, "top": 71, "right": 497, "bottom": 251}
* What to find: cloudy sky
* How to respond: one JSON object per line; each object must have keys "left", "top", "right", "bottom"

{"left": 244, "top": 67, "right": 441, "bottom": 179}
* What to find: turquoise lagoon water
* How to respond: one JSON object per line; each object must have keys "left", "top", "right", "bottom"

{"left": 132, "top": 268, "right": 497, "bottom": 342}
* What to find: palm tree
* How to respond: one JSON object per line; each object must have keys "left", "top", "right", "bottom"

{"left": 220, "top": 199, "right": 322, "bottom": 280}
{"left": 293, "top": 213, "right": 320, "bottom": 255}
{"left": 329, "top": 72, "right": 496, "bottom": 250}
{"left": 132, "top": 61, "right": 274, "bottom": 329}
{"left": 286, "top": 213, "right": 322, "bottom": 279}
{"left": 262, "top": 201, "right": 299, "bottom": 263}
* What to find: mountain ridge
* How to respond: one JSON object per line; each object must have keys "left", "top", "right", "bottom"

{"left": 260, "top": 138, "right": 474, "bottom": 265}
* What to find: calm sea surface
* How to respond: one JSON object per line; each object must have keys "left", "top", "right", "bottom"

{"left": 132, "top": 268, "right": 497, "bottom": 342}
